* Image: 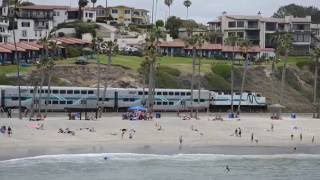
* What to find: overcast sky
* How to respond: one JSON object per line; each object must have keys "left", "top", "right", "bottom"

{"left": 30, "top": 0, "right": 320, "bottom": 23}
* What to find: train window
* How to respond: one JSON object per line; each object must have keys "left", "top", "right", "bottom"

{"left": 200, "top": 99, "right": 205, "bottom": 102}
{"left": 218, "top": 92, "right": 222, "bottom": 95}
{"left": 41, "top": 90, "right": 45, "bottom": 93}
{"left": 11, "top": 97, "right": 19, "bottom": 100}
{"left": 156, "top": 102, "right": 162, "bottom": 105}
{"left": 130, "top": 98, "right": 135, "bottom": 102}
{"left": 257, "top": 94, "right": 261, "bottom": 97}
{"left": 169, "top": 102, "right": 174, "bottom": 105}
{"left": 60, "top": 101, "right": 66, "bottom": 105}
{"left": 47, "top": 101, "right": 52, "bottom": 104}
{"left": 181, "top": 92, "right": 186, "bottom": 96}
{"left": 81, "top": 90, "right": 87, "bottom": 94}
{"left": 88, "top": 90, "right": 94, "bottom": 94}
{"left": 60, "top": 90, "right": 66, "bottom": 94}
{"left": 194, "top": 99, "right": 198, "bottom": 102}
{"left": 187, "top": 92, "right": 191, "bottom": 96}
{"left": 169, "top": 92, "right": 174, "bottom": 96}
{"left": 74, "top": 90, "right": 80, "bottom": 94}
{"left": 104, "top": 98, "right": 109, "bottom": 101}
{"left": 163, "top": 102, "right": 168, "bottom": 105}
{"left": 144, "top": 92, "right": 148, "bottom": 95}
{"left": 52, "top": 101, "right": 58, "bottom": 104}
{"left": 44, "top": 90, "right": 48, "bottom": 94}
{"left": 175, "top": 92, "right": 179, "bottom": 96}
{"left": 52, "top": 90, "right": 59, "bottom": 94}
{"left": 248, "top": 93, "right": 252, "bottom": 96}
{"left": 157, "top": 92, "right": 162, "bottom": 95}
{"left": 163, "top": 92, "right": 168, "bottom": 96}
{"left": 30, "top": 90, "right": 33, "bottom": 93}
{"left": 67, "top": 101, "right": 73, "bottom": 104}
{"left": 99, "top": 98, "right": 103, "bottom": 101}
{"left": 235, "top": 92, "right": 241, "bottom": 95}
{"left": 67, "top": 90, "right": 73, "bottom": 94}
{"left": 138, "top": 91, "right": 143, "bottom": 95}
{"left": 123, "top": 98, "right": 129, "bottom": 102}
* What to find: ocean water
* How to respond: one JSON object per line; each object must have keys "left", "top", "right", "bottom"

{"left": 1, "top": 153, "right": 320, "bottom": 180}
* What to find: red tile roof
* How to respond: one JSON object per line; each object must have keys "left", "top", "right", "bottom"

{"left": 159, "top": 39, "right": 185, "bottom": 48}
{"left": 222, "top": 46, "right": 261, "bottom": 53}
{"left": 20, "top": 5, "right": 69, "bottom": 10}
{"left": 0, "top": 43, "right": 26, "bottom": 52}
{"left": 185, "top": 43, "right": 222, "bottom": 50}
{"left": 23, "top": 42, "right": 44, "bottom": 49}
{"left": 0, "top": 46, "right": 12, "bottom": 53}
{"left": 56, "top": 38, "right": 77, "bottom": 45}
{"left": 16, "top": 42, "right": 40, "bottom": 51}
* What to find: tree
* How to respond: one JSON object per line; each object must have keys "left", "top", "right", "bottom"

{"left": 78, "top": 0, "right": 89, "bottom": 20}
{"left": 144, "top": 26, "right": 164, "bottom": 115}
{"left": 100, "top": 40, "right": 118, "bottom": 110}
{"left": 165, "top": 16, "right": 182, "bottom": 39}
{"left": 183, "top": 0, "right": 192, "bottom": 19}
{"left": 185, "top": 33, "right": 205, "bottom": 118}
{"left": 312, "top": 48, "right": 320, "bottom": 118}
{"left": 20, "top": 1, "right": 35, "bottom": 6}
{"left": 91, "top": 0, "right": 97, "bottom": 8}
{"left": 164, "top": 0, "right": 174, "bottom": 17}
{"left": 237, "top": 39, "right": 252, "bottom": 114}
{"left": 277, "top": 33, "right": 293, "bottom": 106}
{"left": 207, "top": 31, "right": 223, "bottom": 44}
{"left": 155, "top": 20, "right": 164, "bottom": 28}
{"left": 273, "top": 4, "right": 320, "bottom": 24}
{"left": 224, "top": 35, "right": 240, "bottom": 114}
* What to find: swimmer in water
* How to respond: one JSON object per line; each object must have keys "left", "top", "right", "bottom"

{"left": 226, "top": 165, "right": 230, "bottom": 172}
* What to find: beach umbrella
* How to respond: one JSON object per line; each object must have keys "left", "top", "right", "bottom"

{"left": 128, "top": 106, "right": 146, "bottom": 112}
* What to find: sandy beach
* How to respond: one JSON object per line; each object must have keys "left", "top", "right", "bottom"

{"left": 1, "top": 113, "right": 320, "bottom": 160}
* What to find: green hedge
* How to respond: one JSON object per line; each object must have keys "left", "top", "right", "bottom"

{"left": 66, "top": 47, "right": 82, "bottom": 58}
{"left": 211, "top": 64, "right": 232, "bottom": 80}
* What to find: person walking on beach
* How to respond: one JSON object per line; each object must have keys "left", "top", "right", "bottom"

{"left": 271, "top": 124, "right": 274, "bottom": 132}
{"left": 291, "top": 134, "right": 294, "bottom": 140}
{"left": 7, "top": 108, "right": 12, "bottom": 118}
{"left": 312, "top": 136, "right": 315, "bottom": 144}
{"left": 251, "top": 133, "right": 254, "bottom": 142}
{"left": 179, "top": 136, "right": 183, "bottom": 145}
{"left": 235, "top": 129, "right": 238, "bottom": 137}
{"left": 300, "top": 133, "right": 303, "bottom": 141}
{"left": 7, "top": 126, "right": 12, "bottom": 137}
{"left": 238, "top": 128, "right": 242, "bottom": 137}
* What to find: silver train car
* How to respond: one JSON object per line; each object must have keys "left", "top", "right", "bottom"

{"left": 0, "top": 86, "right": 210, "bottom": 112}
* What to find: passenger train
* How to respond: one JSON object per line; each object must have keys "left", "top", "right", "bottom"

{"left": 0, "top": 85, "right": 267, "bottom": 112}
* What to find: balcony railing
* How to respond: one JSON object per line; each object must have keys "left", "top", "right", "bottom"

{"left": 19, "top": 13, "right": 53, "bottom": 19}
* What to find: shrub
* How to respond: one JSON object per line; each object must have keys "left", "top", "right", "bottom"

{"left": 296, "top": 60, "right": 312, "bottom": 69}
{"left": 211, "top": 64, "right": 232, "bottom": 80}
{"left": 66, "top": 47, "right": 82, "bottom": 58}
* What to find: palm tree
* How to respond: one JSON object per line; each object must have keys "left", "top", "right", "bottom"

{"left": 312, "top": 48, "right": 320, "bottom": 118}
{"left": 144, "top": 26, "right": 163, "bottom": 115}
{"left": 185, "top": 33, "right": 204, "bottom": 118}
{"left": 91, "top": 0, "right": 97, "bottom": 8}
{"left": 11, "top": 0, "right": 22, "bottom": 119}
{"left": 183, "top": 0, "right": 192, "bottom": 19}
{"left": 101, "top": 40, "right": 118, "bottom": 110}
{"left": 164, "top": 0, "right": 174, "bottom": 17}
{"left": 224, "top": 35, "right": 240, "bottom": 114}
{"left": 278, "top": 33, "right": 293, "bottom": 105}
{"left": 237, "top": 39, "right": 252, "bottom": 115}
{"left": 78, "top": 0, "right": 89, "bottom": 20}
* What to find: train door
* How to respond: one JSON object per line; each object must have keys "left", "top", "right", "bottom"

{"left": 114, "top": 91, "right": 118, "bottom": 112}
{"left": 0, "top": 88, "right": 4, "bottom": 108}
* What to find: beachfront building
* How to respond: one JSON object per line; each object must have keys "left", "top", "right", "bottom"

{"left": 208, "top": 15, "right": 316, "bottom": 56}
{"left": 107, "top": 5, "right": 149, "bottom": 25}
{"left": 158, "top": 39, "right": 274, "bottom": 59}
{"left": 0, "top": 3, "right": 96, "bottom": 43}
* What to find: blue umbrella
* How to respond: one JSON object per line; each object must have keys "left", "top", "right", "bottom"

{"left": 128, "top": 106, "right": 146, "bottom": 112}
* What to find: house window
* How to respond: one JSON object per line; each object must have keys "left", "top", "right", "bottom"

{"left": 89, "top": 13, "right": 93, "bottom": 18}
{"left": 21, "top": 22, "right": 30, "bottom": 27}
{"left": 237, "top": 32, "right": 244, "bottom": 38}
{"left": 228, "top": 32, "right": 236, "bottom": 37}
{"left": 22, "top": 30, "right": 27, "bottom": 37}
{"left": 125, "top": 10, "right": 131, "bottom": 14}
{"left": 237, "top": 21, "right": 244, "bottom": 28}
{"left": 112, "top": 9, "right": 118, "bottom": 14}
{"left": 228, "top": 21, "right": 236, "bottom": 28}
